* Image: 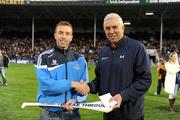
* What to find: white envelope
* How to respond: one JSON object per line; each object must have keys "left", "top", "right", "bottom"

{"left": 99, "top": 93, "right": 117, "bottom": 108}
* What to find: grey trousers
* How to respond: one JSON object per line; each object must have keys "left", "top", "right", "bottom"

{"left": 0, "top": 67, "right": 7, "bottom": 85}
{"left": 40, "top": 109, "right": 81, "bottom": 120}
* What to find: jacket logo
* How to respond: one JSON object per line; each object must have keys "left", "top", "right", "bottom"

{"left": 120, "top": 55, "right": 125, "bottom": 59}
{"left": 75, "top": 64, "right": 80, "bottom": 70}
{"left": 51, "top": 60, "right": 59, "bottom": 65}
{"left": 101, "top": 57, "right": 109, "bottom": 60}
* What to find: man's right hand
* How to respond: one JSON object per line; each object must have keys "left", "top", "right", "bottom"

{"left": 71, "top": 80, "right": 90, "bottom": 95}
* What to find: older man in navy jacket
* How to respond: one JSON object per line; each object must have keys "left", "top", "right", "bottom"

{"left": 79, "top": 13, "right": 151, "bottom": 120}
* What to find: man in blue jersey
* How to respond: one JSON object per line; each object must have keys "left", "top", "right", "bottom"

{"left": 35, "top": 21, "right": 89, "bottom": 120}
{"left": 79, "top": 13, "right": 151, "bottom": 120}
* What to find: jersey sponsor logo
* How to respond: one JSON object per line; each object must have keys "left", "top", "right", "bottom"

{"left": 101, "top": 57, "right": 109, "bottom": 60}
{"left": 51, "top": 60, "right": 59, "bottom": 66}
{"left": 120, "top": 55, "right": 125, "bottom": 59}
{"left": 75, "top": 64, "right": 80, "bottom": 70}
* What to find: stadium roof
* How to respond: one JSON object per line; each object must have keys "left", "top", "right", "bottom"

{"left": 0, "top": 1, "right": 180, "bottom": 31}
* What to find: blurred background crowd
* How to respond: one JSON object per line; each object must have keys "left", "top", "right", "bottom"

{"left": 0, "top": 29, "right": 180, "bottom": 66}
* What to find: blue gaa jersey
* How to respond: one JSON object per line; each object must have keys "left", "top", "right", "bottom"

{"left": 35, "top": 46, "right": 89, "bottom": 112}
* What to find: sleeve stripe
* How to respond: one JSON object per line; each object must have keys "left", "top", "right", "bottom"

{"left": 34, "top": 64, "right": 47, "bottom": 69}
{"left": 37, "top": 49, "right": 54, "bottom": 66}
{"left": 48, "top": 64, "right": 64, "bottom": 71}
{"left": 81, "top": 56, "right": 89, "bottom": 83}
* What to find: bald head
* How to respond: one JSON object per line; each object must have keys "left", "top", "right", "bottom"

{"left": 103, "top": 13, "right": 124, "bottom": 26}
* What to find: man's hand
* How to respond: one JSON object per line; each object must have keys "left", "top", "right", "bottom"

{"left": 71, "top": 80, "right": 90, "bottom": 95}
{"left": 110, "top": 94, "right": 122, "bottom": 109}
{"left": 78, "top": 80, "right": 90, "bottom": 95}
{"left": 63, "top": 99, "right": 76, "bottom": 111}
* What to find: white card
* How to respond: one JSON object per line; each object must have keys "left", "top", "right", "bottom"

{"left": 99, "top": 93, "right": 117, "bottom": 108}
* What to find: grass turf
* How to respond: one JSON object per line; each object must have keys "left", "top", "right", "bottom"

{"left": 0, "top": 64, "right": 179, "bottom": 120}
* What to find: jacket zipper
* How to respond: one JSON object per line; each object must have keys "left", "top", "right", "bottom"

{"left": 64, "top": 50, "right": 68, "bottom": 103}
{"left": 108, "top": 50, "right": 115, "bottom": 92}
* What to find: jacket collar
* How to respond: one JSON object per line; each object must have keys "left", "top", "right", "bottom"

{"left": 107, "top": 35, "right": 127, "bottom": 49}
{"left": 54, "top": 45, "right": 70, "bottom": 55}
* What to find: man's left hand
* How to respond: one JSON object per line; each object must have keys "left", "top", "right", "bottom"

{"left": 63, "top": 99, "right": 76, "bottom": 111}
{"left": 110, "top": 94, "right": 122, "bottom": 109}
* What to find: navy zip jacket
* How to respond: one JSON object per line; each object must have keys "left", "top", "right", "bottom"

{"left": 35, "top": 46, "right": 88, "bottom": 112}
{"left": 88, "top": 36, "right": 151, "bottom": 120}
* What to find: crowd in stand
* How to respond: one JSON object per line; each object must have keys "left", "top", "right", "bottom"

{"left": 0, "top": 30, "right": 180, "bottom": 65}
{"left": 0, "top": 31, "right": 107, "bottom": 64}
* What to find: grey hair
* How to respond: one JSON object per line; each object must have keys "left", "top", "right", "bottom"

{"left": 103, "top": 13, "right": 124, "bottom": 25}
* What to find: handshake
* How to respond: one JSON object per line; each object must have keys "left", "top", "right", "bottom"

{"left": 71, "top": 80, "right": 90, "bottom": 95}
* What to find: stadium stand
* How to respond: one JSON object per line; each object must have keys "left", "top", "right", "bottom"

{"left": 0, "top": 0, "right": 180, "bottom": 64}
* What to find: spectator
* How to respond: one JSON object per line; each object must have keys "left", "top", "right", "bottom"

{"left": 154, "top": 58, "right": 166, "bottom": 95}
{"left": 164, "top": 52, "right": 180, "bottom": 112}
{"left": 0, "top": 49, "right": 9, "bottom": 86}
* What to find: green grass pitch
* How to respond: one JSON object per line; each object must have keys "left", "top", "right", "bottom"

{"left": 0, "top": 64, "right": 179, "bottom": 120}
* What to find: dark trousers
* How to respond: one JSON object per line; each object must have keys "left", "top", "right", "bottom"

{"left": 156, "top": 79, "right": 165, "bottom": 94}
{"left": 40, "top": 109, "right": 81, "bottom": 120}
